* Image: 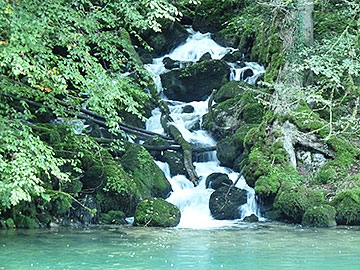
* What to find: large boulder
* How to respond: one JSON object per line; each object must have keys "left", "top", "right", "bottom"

{"left": 302, "top": 205, "right": 336, "bottom": 227}
{"left": 121, "top": 143, "right": 172, "bottom": 199}
{"left": 209, "top": 186, "right": 247, "bottom": 219}
{"left": 331, "top": 188, "right": 360, "bottom": 225}
{"left": 205, "top": 173, "right": 233, "bottom": 189}
{"left": 134, "top": 198, "right": 181, "bottom": 227}
{"left": 160, "top": 151, "right": 187, "bottom": 177}
{"left": 161, "top": 59, "right": 230, "bottom": 102}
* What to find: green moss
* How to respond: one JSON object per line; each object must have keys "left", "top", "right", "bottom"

{"left": 254, "top": 169, "right": 282, "bottom": 199}
{"left": 134, "top": 198, "right": 181, "bottom": 227}
{"left": 291, "top": 103, "right": 326, "bottom": 134}
{"left": 99, "top": 210, "right": 126, "bottom": 225}
{"left": 331, "top": 188, "right": 360, "bottom": 225}
{"left": 121, "top": 143, "right": 171, "bottom": 199}
{"left": 242, "top": 103, "right": 264, "bottom": 124}
{"left": 273, "top": 183, "right": 326, "bottom": 223}
{"left": 214, "top": 81, "right": 246, "bottom": 103}
{"left": 302, "top": 205, "right": 336, "bottom": 227}
{"left": 314, "top": 168, "right": 337, "bottom": 184}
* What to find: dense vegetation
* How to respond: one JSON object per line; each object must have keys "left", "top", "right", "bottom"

{"left": 0, "top": 0, "right": 184, "bottom": 227}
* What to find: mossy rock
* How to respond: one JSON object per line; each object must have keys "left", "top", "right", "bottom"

{"left": 273, "top": 183, "right": 326, "bottom": 223}
{"left": 214, "top": 81, "right": 247, "bottom": 103}
{"left": 254, "top": 170, "right": 281, "bottom": 200}
{"left": 121, "top": 143, "right": 172, "bottom": 199}
{"left": 331, "top": 188, "right": 360, "bottom": 225}
{"left": 142, "top": 21, "right": 189, "bottom": 57}
{"left": 161, "top": 59, "right": 230, "bottom": 102}
{"left": 134, "top": 198, "right": 181, "bottom": 227}
{"left": 160, "top": 151, "right": 187, "bottom": 177}
{"left": 302, "top": 205, "right": 336, "bottom": 227}
{"left": 242, "top": 103, "right": 264, "bottom": 124}
{"left": 209, "top": 186, "right": 247, "bottom": 220}
{"left": 216, "top": 137, "right": 243, "bottom": 168}
{"left": 99, "top": 210, "right": 126, "bottom": 225}
{"left": 205, "top": 173, "right": 232, "bottom": 190}
{"left": 5, "top": 218, "right": 14, "bottom": 229}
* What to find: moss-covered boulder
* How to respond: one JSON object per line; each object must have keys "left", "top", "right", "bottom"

{"left": 302, "top": 205, "right": 336, "bottom": 227}
{"left": 161, "top": 59, "right": 230, "bottom": 102}
{"left": 331, "top": 188, "right": 360, "bottom": 225}
{"left": 121, "top": 143, "right": 172, "bottom": 199}
{"left": 209, "top": 186, "right": 247, "bottom": 220}
{"left": 99, "top": 210, "right": 126, "bottom": 225}
{"left": 134, "top": 198, "right": 181, "bottom": 227}
{"left": 205, "top": 173, "right": 233, "bottom": 189}
{"left": 272, "top": 183, "right": 326, "bottom": 223}
{"left": 214, "top": 81, "right": 247, "bottom": 103}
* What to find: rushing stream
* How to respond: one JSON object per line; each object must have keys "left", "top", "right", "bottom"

{"left": 145, "top": 28, "right": 264, "bottom": 228}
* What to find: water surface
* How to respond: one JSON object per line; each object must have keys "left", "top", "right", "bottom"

{"left": 1, "top": 223, "right": 360, "bottom": 270}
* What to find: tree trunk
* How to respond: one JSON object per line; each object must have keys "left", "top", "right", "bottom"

{"left": 272, "top": 0, "right": 314, "bottom": 114}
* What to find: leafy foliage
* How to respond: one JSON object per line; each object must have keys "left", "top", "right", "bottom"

{"left": 0, "top": 0, "right": 183, "bottom": 213}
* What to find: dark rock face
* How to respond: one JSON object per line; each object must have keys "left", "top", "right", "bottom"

{"left": 205, "top": 173, "right": 233, "bottom": 189}
{"left": 198, "top": 52, "right": 212, "bottom": 62}
{"left": 243, "top": 214, "right": 259, "bottom": 222}
{"left": 163, "top": 57, "right": 192, "bottom": 70}
{"left": 161, "top": 151, "right": 187, "bottom": 177}
{"left": 182, "top": 105, "right": 195, "bottom": 113}
{"left": 243, "top": 68, "right": 254, "bottom": 81}
{"left": 161, "top": 59, "right": 230, "bottom": 102}
{"left": 99, "top": 210, "right": 127, "bottom": 225}
{"left": 216, "top": 137, "right": 244, "bottom": 168}
{"left": 145, "top": 21, "right": 189, "bottom": 57}
{"left": 209, "top": 186, "right": 247, "bottom": 219}
{"left": 134, "top": 198, "right": 181, "bottom": 227}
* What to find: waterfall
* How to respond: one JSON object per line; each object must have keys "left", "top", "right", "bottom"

{"left": 146, "top": 28, "right": 264, "bottom": 228}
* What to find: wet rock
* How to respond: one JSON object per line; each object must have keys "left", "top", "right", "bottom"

{"left": 188, "top": 120, "right": 201, "bottom": 131}
{"left": 163, "top": 57, "right": 192, "bottom": 70}
{"left": 205, "top": 173, "right": 233, "bottom": 189}
{"left": 100, "top": 210, "right": 127, "bottom": 225}
{"left": 243, "top": 214, "right": 259, "bottom": 223}
{"left": 216, "top": 137, "right": 244, "bottom": 168}
{"left": 209, "top": 186, "right": 247, "bottom": 220}
{"left": 160, "top": 151, "right": 187, "bottom": 177}
{"left": 161, "top": 59, "right": 230, "bottom": 102}
{"left": 221, "top": 51, "right": 243, "bottom": 63}
{"left": 121, "top": 143, "right": 173, "bottom": 199}
{"left": 143, "top": 21, "right": 189, "bottom": 57}
{"left": 182, "top": 105, "right": 195, "bottom": 113}
{"left": 134, "top": 198, "right": 181, "bottom": 227}
{"left": 198, "top": 52, "right": 212, "bottom": 62}
{"left": 243, "top": 68, "right": 254, "bottom": 81}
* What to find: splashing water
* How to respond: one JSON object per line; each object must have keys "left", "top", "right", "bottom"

{"left": 146, "top": 28, "right": 265, "bottom": 228}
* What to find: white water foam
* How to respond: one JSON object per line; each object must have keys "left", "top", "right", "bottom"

{"left": 146, "top": 28, "right": 264, "bottom": 228}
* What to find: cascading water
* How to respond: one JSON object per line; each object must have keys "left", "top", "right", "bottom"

{"left": 145, "top": 28, "right": 265, "bottom": 228}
